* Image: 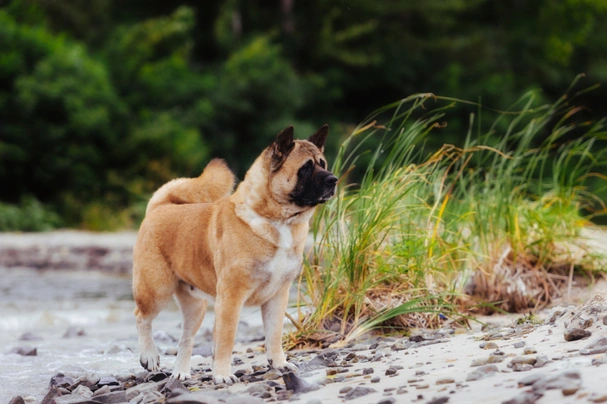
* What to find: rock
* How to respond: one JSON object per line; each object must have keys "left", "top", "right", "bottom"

{"left": 344, "top": 386, "right": 376, "bottom": 401}
{"left": 518, "top": 374, "right": 544, "bottom": 387}
{"left": 371, "top": 376, "right": 381, "bottom": 383}
{"left": 339, "top": 386, "right": 353, "bottom": 394}
{"left": 470, "top": 358, "right": 489, "bottom": 367}
{"left": 508, "top": 357, "right": 536, "bottom": 367}
{"left": 126, "top": 383, "right": 158, "bottom": 401}
{"left": 8, "top": 397, "right": 25, "bottom": 404}
{"left": 306, "top": 399, "right": 323, "bottom": 404}
{"left": 603, "top": 315, "right": 607, "bottom": 326}
{"left": 93, "top": 386, "right": 111, "bottom": 396}
{"left": 501, "top": 392, "right": 543, "bottom": 404}
{"left": 245, "top": 384, "right": 271, "bottom": 396}
{"left": 466, "top": 365, "right": 499, "bottom": 382}
{"left": 50, "top": 373, "right": 75, "bottom": 388}
{"left": 283, "top": 372, "right": 320, "bottom": 394}
{"left": 19, "top": 332, "right": 43, "bottom": 341}
{"left": 71, "top": 385, "right": 93, "bottom": 399}
{"left": 533, "top": 355, "right": 550, "bottom": 368}
{"left": 9, "top": 346, "right": 37, "bottom": 356}
{"left": 326, "top": 368, "right": 338, "bottom": 376}
{"left": 391, "top": 342, "right": 407, "bottom": 351}
{"left": 385, "top": 367, "right": 398, "bottom": 376}
{"left": 523, "top": 347, "right": 536, "bottom": 355}
{"left": 350, "top": 343, "right": 370, "bottom": 351}
{"left": 377, "top": 398, "right": 396, "bottom": 404}
{"left": 512, "top": 363, "right": 533, "bottom": 372}
{"left": 484, "top": 342, "right": 499, "bottom": 350}
{"left": 363, "top": 368, "right": 374, "bottom": 375}
{"left": 144, "top": 371, "right": 169, "bottom": 382}
{"left": 302, "top": 351, "right": 339, "bottom": 370}
{"left": 416, "top": 383, "right": 430, "bottom": 389}
{"left": 165, "top": 347, "right": 178, "bottom": 356}
{"left": 564, "top": 328, "right": 591, "bottom": 341}
{"left": 531, "top": 370, "right": 582, "bottom": 395}
{"left": 487, "top": 355, "right": 505, "bottom": 364}
{"left": 263, "top": 369, "right": 283, "bottom": 380}
{"left": 513, "top": 341, "right": 525, "bottom": 348}
{"left": 426, "top": 398, "right": 449, "bottom": 404}
{"left": 97, "top": 376, "right": 119, "bottom": 386}
{"left": 436, "top": 377, "right": 454, "bottom": 385}
{"left": 90, "top": 391, "right": 127, "bottom": 404}
{"left": 591, "top": 394, "right": 607, "bottom": 403}
{"left": 51, "top": 396, "right": 98, "bottom": 404}
{"left": 579, "top": 316, "right": 593, "bottom": 328}
{"left": 63, "top": 327, "right": 86, "bottom": 338}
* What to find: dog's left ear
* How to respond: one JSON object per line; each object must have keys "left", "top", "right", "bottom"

{"left": 308, "top": 124, "right": 329, "bottom": 152}
{"left": 271, "top": 126, "right": 295, "bottom": 171}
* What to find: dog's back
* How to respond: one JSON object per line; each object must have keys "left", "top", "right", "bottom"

{"left": 145, "top": 158, "right": 236, "bottom": 214}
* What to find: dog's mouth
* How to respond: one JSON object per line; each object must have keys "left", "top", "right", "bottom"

{"left": 318, "top": 188, "right": 336, "bottom": 203}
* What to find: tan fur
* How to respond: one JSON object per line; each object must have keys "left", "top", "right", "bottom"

{"left": 132, "top": 136, "right": 332, "bottom": 383}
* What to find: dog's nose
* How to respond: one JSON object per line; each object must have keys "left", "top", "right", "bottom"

{"left": 325, "top": 175, "right": 338, "bottom": 186}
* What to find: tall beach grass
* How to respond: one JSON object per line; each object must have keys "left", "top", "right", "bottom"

{"left": 289, "top": 80, "right": 607, "bottom": 348}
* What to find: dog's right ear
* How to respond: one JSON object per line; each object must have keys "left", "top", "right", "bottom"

{"left": 271, "top": 126, "right": 295, "bottom": 171}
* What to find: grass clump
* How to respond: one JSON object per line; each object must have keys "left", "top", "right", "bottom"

{"left": 290, "top": 81, "right": 606, "bottom": 348}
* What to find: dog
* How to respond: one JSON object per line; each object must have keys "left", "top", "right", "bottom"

{"left": 132, "top": 125, "right": 337, "bottom": 384}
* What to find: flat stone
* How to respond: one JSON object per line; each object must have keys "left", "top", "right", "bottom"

{"left": 339, "top": 386, "right": 353, "bottom": 394}
{"left": 591, "top": 394, "right": 607, "bottom": 403}
{"left": 8, "top": 397, "right": 25, "bottom": 404}
{"left": 534, "top": 355, "right": 550, "bottom": 368}
{"left": 91, "top": 391, "right": 127, "bottom": 404}
{"left": 603, "top": 315, "right": 607, "bottom": 326}
{"left": 532, "top": 370, "right": 582, "bottom": 393}
{"left": 326, "top": 368, "right": 338, "bottom": 376}
{"left": 484, "top": 342, "right": 499, "bottom": 350}
{"left": 371, "top": 376, "right": 381, "bottom": 383}
{"left": 579, "top": 316, "right": 593, "bottom": 328}
{"left": 126, "top": 382, "right": 158, "bottom": 401}
{"left": 363, "top": 368, "right": 374, "bottom": 375}
{"left": 426, "top": 398, "right": 449, "bottom": 404}
{"left": 487, "top": 355, "right": 505, "bottom": 364}
{"left": 192, "top": 345, "right": 212, "bottom": 357}
{"left": 523, "top": 347, "right": 537, "bottom": 355}
{"left": 518, "top": 374, "right": 544, "bottom": 387}
{"left": 564, "top": 328, "right": 591, "bottom": 341}
{"left": 513, "top": 341, "right": 526, "bottom": 349}
{"left": 512, "top": 363, "right": 533, "bottom": 372}
{"left": 283, "top": 372, "right": 320, "bottom": 394}
{"left": 51, "top": 396, "right": 98, "bottom": 404}
{"left": 343, "top": 386, "right": 376, "bottom": 401}
{"left": 377, "top": 398, "right": 396, "bottom": 404}
{"left": 466, "top": 365, "right": 499, "bottom": 382}
{"left": 508, "top": 357, "right": 536, "bottom": 367}
{"left": 97, "top": 376, "right": 119, "bottom": 386}
{"left": 501, "top": 392, "right": 543, "bottom": 404}
{"left": 415, "top": 383, "right": 429, "bottom": 389}
{"left": 385, "top": 367, "right": 398, "bottom": 376}
{"left": 436, "top": 377, "right": 454, "bottom": 385}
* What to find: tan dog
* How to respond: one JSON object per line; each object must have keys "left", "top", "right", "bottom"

{"left": 132, "top": 125, "right": 336, "bottom": 383}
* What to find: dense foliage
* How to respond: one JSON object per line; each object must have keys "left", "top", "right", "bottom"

{"left": 0, "top": 0, "right": 606, "bottom": 229}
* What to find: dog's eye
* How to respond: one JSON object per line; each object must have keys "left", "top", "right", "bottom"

{"left": 318, "top": 159, "right": 326, "bottom": 169}
{"left": 299, "top": 160, "right": 314, "bottom": 177}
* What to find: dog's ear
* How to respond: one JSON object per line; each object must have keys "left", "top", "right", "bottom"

{"left": 308, "top": 124, "right": 329, "bottom": 152}
{"left": 271, "top": 126, "right": 295, "bottom": 171}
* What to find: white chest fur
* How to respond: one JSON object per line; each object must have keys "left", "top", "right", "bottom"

{"left": 235, "top": 204, "right": 303, "bottom": 304}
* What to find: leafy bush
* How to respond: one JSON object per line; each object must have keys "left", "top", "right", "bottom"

{"left": 0, "top": 197, "right": 61, "bottom": 231}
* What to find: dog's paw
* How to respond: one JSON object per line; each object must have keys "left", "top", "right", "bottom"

{"left": 213, "top": 373, "right": 238, "bottom": 385}
{"left": 170, "top": 371, "right": 191, "bottom": 380}
{"left": 139, "top": 353, "right": 160, "bottom": 371}
{"left": 272, "top": 360, "right": 299, "bottom": 373}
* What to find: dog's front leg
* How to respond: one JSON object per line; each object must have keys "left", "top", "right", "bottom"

{"left": 262, "top": 283, "right": 298, "bottom": 373}
{"left": 212, "top": 285, "right": 247, "bottom": 385}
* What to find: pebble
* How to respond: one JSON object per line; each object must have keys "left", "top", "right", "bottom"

{"left": 579, "top": 316, "right": 593, "bottom": 328}
{"left": 416, "top": 383, "right": 429, "bottom": 389}
{"left": 18, "top": 332, "right": 43, "bottom": 341}
{"left": 371, "top": 376, "right": 381, "bottom": 383}
{"left": 8, "top": 397, "right": 25, "bottom": 404}
{"left": 531, "top": 370, "right": 582, "bottom": 395}
{"left": 385, "top": 367, "right": 398, "bottom": 376}
{"left": 591, "top": 394, "right": 607, "bottom": 403}
{"left": 363, "top": 368, "right": 374, "bottom": 375}
{"left": 466, "top": 365, "right": 499, "bottom": 381}
{"left": 470, "top": 358, "right": 489, "bottom": 367}
{"left": 501, "top": 391, "right": 543, "bottom": 404}
{"left": 377, "top": 398, "right": 396, "bottom": 404}
{"left": 513, "top": 341, "right": 525, "bottom": 348}
{"left": 508, "top": 357, "right": 536, "bottom": 367}
{"left": 9, "top": 346, "right": 37, "bottom": 356}
{"left": 63, "top": 327, "right": 87, "bottom": 338}
{"left": 436, "top": 378, "right": 454, "bottom": 385}
{"left": 339, "top": 386, "right": 353, "bottom": 394}
{"left": 326, "top": 368, "right": 338, "bottom": 376}
{"left": 603, "top": 315, "right": 607, "bottom": 326}
{"left": 533, "top": 355, "right": 550, "bottom": 368}
{"left": 523, "top": 347, "right": 536, "bottom": 355}
{"left": 483, "top": 342, "right": 499, "bottom": 350}
{"left": 564, "top": 328, "right": 591, "bottom": 341}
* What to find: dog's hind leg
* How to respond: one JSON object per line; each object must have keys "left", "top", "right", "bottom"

{"left": 133, "top": 258, "right": 176, "bottom": 372}
{"left": 172, "top": 281, "right": 208, "bottom": 380}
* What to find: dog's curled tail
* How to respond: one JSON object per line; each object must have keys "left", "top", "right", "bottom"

{"left": 146, "top": 158, "right": 236, "bottom": 214}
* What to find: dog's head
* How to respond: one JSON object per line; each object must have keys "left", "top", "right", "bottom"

{"left": 268, "top": 125, "right": 337, "bottom": 208}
